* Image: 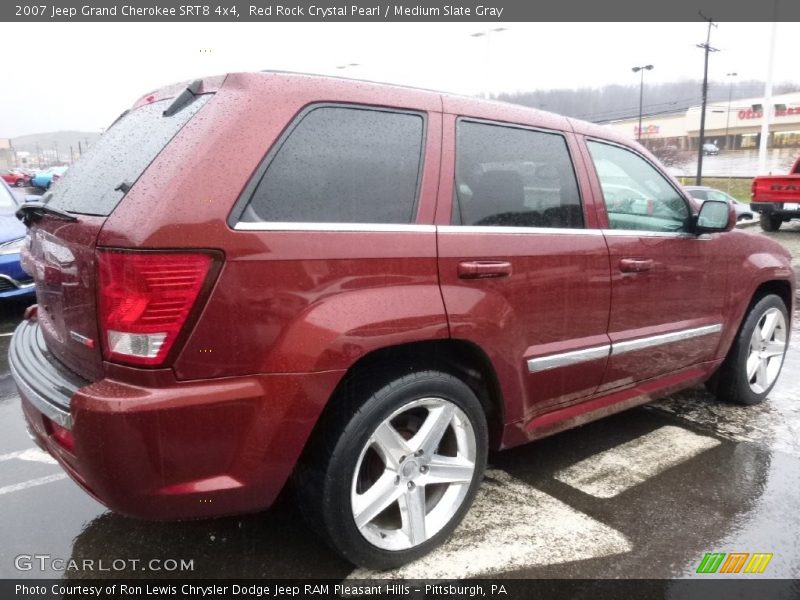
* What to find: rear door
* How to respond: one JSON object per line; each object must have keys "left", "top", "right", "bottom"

{"left": 580, "top": 138, "right": 727, "bottom": 391}
{"left": 436, "top": 115, "right": 611, "bottom": 425}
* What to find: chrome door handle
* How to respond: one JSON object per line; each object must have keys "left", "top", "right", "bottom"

{"left": 458, "top": 260, "right": 512, "bottom": 279}
{"left": 619, "top": 258, "right": 654, "bottom": 273}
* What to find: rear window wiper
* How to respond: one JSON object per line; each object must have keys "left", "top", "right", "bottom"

{"left": 16, "top": 202, "right": 78, "bottom": 225}
{"left": 162, "top": 79, "right": 203, "bottom": 117}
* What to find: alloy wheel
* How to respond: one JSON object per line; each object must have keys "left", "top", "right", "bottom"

{"left": 350, "top": 397, "right": 477, "bottom": 551}
{"left": 746, "top": 307, "right": 787, "bottom": 394}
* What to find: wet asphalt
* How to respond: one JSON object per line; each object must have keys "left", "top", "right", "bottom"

{"left": 0, "top": 199, "right": 799, "bottom": 581}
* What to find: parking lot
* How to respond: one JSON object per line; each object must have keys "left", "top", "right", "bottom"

{"left": 1, "top": 205, "right": 799, "bottom": 580}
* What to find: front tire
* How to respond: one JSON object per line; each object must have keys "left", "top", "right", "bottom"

{"left": 710, "top": 294, "right": 789, "bottom": 405}
{"left": 295, "top": 370, "right": 488, "bottom": 570}
{"left": 759, "top": 213, "right": 782, "bottom": 232}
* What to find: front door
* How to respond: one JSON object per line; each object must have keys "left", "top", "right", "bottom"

{"left": 581, "top": 138, "right": 728, "bottom": 391}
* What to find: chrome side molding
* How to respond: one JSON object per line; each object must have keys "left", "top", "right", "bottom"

{"left": 611, "top": 324, "right": 723, "bottom": 356}
{"left": 527, "top": 345, "right": 611, "bottom": 373}
{"left": 527, "top": 323, "right": 723, "bottom": 373}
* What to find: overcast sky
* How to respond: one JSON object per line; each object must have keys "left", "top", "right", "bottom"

{"left": 2, "top": 21, "right": 798, "bottom": 138}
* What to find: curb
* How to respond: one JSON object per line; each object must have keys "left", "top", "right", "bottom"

{"left": 735, "top": 219, "right": 760, "bottom": 229}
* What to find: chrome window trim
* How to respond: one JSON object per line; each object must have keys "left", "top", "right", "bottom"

{"left": 600, "top": 229, "right": 695, "bottom": 239}
{"left": 611, "top": 324, "right": 723, "bottom": 356}
{"left": 526, "top": 323, "right": 723, "bottom": 373}
{"left": 234, "top": 222, "right": 436, "bottom": 233}
{"left": 439, "top": 225, "right": 603, "bottom": 236}
{"left": 234, "top": 223, "right": 604, "bottom": 235}
{"left": 527, "top": 345, "right": 611, "bottom": 373}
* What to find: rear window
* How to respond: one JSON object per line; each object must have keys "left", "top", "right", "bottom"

{"left": 46, "top": 95, "right": 211, "bottom": 216}
{"left": 240, "top": 106, "right": 424, "bottom": 224}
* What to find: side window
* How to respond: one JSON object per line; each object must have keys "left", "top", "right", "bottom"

{"left": 587, "top": 141, "right": 690, "bottom": 232}
{"left": 690, "top": 189, "right": 708, "bottom": 201}
{"left": 242, "top": 106, "right": 424, "bottom": 224}
{"left": 453, "top": 121, "right": 583, "bottom": 229}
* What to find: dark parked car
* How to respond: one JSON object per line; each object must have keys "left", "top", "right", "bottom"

{"left": 0, "top": 180, "right": 35, "bottom": 299}
{"left": 684, "top": 185, "right": 754, "bottom": 221}
{"left": 703, "top": 143, "right": 720, "bottom": 156}
{"left": 9, "top": 72, "right": 794, "bottom": 570}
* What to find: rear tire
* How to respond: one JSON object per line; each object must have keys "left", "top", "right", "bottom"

{"left": 294, "top": 370, "right": 487, "bottom": 570}
{"left": 759, "top": 213, "right": 782, "bottom": 232}
{"left": 710, "top": 294, "right": 789, "bottom": 405}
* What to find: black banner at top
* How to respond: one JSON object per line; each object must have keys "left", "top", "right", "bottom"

{"left": 3, "top": 0, "right": 800, "bottom": 22}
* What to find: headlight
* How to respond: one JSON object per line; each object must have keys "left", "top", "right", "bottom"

{"left": 0, "top": 237, "right": 26, "bottom": 255}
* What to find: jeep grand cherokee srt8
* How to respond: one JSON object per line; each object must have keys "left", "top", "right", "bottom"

{"left": 9, "top": 72, "right": 794, "bottom": 569}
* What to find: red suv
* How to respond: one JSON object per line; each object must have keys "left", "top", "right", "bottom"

{"left": 9, "top": 72, "right": 794, "bottom": 569}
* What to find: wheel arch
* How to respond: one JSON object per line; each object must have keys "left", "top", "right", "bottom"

{"left": 750, "top": 279, "right": 793, "bottom": 315}
{"left": 718, "top": 276, "right": 794, "bottom": 364}
{"left": 302, "top": 338, "right": 506, "bottom": 454}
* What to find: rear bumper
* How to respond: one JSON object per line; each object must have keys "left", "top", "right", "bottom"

{"left": 10, "top": 319, "right": 344, "bottom": 520}
{"left": 751, "top": 202, "right": 800, "bottom": 217}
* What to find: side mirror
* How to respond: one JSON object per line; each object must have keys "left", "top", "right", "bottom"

{"left": 694, "top": 199, "right": 734, "bottom": 233}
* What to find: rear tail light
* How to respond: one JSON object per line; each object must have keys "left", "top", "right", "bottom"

{"left": 44, "top": 417, "right": 75, "bottom": 452}
{"left": 97, "top": 250, "right": 214, "bottom": 366}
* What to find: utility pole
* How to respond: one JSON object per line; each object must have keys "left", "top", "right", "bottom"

{"left": 695, "top": 13, "right": 719, "bottom": 186}
{"left": 758, "top": 19, "right": 778, "bottom": 175}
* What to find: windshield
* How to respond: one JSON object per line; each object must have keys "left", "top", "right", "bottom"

{"left": 46, "top": 95, "right": 211, "bottom": 216}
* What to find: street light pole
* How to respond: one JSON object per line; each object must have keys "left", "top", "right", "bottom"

{"left": 470, "top": 27, "right": 508, "bottom": 98}
{"left": 632, "top": 64, "right": 654, "bottom": 143}
{"left": 721, "top": 72, "right": 739, "bottom": 193}
{"left": 723, "top": 71, "right": 737, "bottom": 151}
{"left": 695, "top": 13, "right": 719, "bottom": 185}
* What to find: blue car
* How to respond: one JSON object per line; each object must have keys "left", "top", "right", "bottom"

{"left": 0, "top": 180, "right": 35, "bottom": 300}
{"left": 29, "top": 166, "right": 68, "bottom": 190}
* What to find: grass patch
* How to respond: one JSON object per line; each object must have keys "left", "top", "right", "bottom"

{"left": 676, "top": 176, "right": 752, "bottom": 203}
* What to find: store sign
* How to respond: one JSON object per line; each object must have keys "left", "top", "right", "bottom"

{"left": 634, "top": 124, "right": 660, "bottom": 136}
{"left": 738, "top": 106, "right": 800, "bottom": 120}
